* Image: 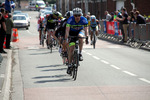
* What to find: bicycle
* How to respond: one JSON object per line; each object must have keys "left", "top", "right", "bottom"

{"left": 91, "top": 27, "right": 97, "bottom": 49}
{"left": 40, "top": 28, "right": 45, "bottom": 47}
{"left": 68, "top": 36, "right": 85, "bottom": 80}
{"left": 47, "top": 29, "right": 55, "bottom": 53}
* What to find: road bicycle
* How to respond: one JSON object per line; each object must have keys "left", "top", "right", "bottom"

{"left": 91, "top": 27, "right": 97, "bottom": 49}
{"left": 68, "top": 36, "right": 85, "bottom": 80}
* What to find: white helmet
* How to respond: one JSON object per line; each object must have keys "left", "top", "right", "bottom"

{"left": 91, "top": 15, "right": 96, "bottom": 20}
{"left": 73, "top": 8, "right": 82, "bottom": 15}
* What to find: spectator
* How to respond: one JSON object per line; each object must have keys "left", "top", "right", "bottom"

{"left": 134, "top": 11, "right": 146, "bottom": 24}
{"left": 116, "top": 7, "right": 129, "bottom": 43}
{"left": 0, "top": 8, "right": 5, "bottom": 17}
{"left": 0, "top": 12, "right": 7, "bottom": 53}
{"left": 6, "top": 14, "right": 13, "bottom": 49}
{"left": 105, "top": 11, "right": 111, "bottom": 21}
{"left": 116, "top": 11, "right": 123, "bottom": 39}
{"left": 109, "top": 12, "right": 114, "bottom": 22}
{"left": 5, "top": 0, "right": 11, "bottom": 13}
{"left": 4, "top": 10, "right": 9, "bottom": 19}
{"left": 128, "top": 11, "right": 135, "bottom": 22}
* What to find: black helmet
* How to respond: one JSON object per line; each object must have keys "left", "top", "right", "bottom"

{"left": 66, "top": 11, "right": 73, "bottom": 17}
{"left": 53, "top": 11, "right": 59, "bottom": 17}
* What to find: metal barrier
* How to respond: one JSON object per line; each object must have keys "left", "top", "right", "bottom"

{"left": 99, "top": 20, "right": 150, "bottom": 48}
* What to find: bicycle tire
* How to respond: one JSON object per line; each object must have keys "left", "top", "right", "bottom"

{"left": 93, "top": 31, "right": 96, "bottom": 49}
{"left": 72, "top": 52, "right": 79, "bottom": 80}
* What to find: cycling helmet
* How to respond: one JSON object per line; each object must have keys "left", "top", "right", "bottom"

{"left": 66, "top": 11, "right": 73, "bottom": 17}
{"left": 91, "top": 15, "right": 96, "bottom": 20}
{"left": 57, "top": 12, "right": 62, "bottom": 17}
{"left": 53, "top": 11, "right": 59, "bottom": 17}
{"left": 73, "top": 8, "right": 82, "bottom": 15}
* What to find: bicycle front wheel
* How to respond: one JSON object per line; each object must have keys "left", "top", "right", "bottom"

{"left": 72, "top": 52, "right": 79, "bottom": 80}
{"left": 93, "top": 31, "right": 96, "bottom": 49}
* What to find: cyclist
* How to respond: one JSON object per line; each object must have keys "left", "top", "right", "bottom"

{"left": 45, "top": 11, "right": 59, "bottom": 48}
{"left": 89, "top": 15, "right": 101, "bottom": 45}
{"left": 65, "top": 8, "right": 89, "bottom": 74}
{"left": 55, "top": 11, "right": 73, "bottom": 56}
{"left": 38, "top": 17, "right": 44, "bottom": 45}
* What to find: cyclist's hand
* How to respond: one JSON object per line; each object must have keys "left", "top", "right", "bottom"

{"left": 85, "top": 36, "right": 89, "bottom": 44}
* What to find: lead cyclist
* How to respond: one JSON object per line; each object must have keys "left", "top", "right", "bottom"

{"left": 65, "top": 8, "right": 89, "bottom": 74}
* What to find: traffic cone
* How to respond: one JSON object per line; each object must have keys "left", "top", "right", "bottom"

{"left": 3, "top": 37, "right": 6, "bottom": 49}
{"left": 12, "top": 28, "right": 19, "bottom": 42}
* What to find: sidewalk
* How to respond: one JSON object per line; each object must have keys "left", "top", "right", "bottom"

{"left": 0, "top": 49, "right": 12, "bottom": 100}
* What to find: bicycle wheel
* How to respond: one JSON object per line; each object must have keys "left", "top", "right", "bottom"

{"left": 49, "top": 39, "right": 52, "bottom": 53}
{"left": 93, "top": 31, "right": 96, "bottom": 49}
{"left": 41, "top": 32, "right": 44, "bottom": 47}
{"left": 72, "top": 52, "right": 79, "bottom": 80}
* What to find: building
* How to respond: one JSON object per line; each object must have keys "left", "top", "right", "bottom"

{"left": 56, "top": 0, "right": 150, "bottom": 19}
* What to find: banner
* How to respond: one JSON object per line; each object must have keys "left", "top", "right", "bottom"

{"left": 103, "top": 21, "right": 107, "bottom": 33}
{"left": 107, "top": 21, "right": 115, "bottom": 35}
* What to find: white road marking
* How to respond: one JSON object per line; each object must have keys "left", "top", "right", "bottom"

{"left": 28, "top": 46, "right": 39, "bottom": 50}
{"left": 26, "top": 30, "right": 32, "bottom": 34}
{"left": 110, "top": 65, "right": 120, "bottom": 70}
{"left": 101, "top": 60, "right": 109, "bottom": 64}
{"left": 86, "top": 52, "right": 92, "bottom": 56}
{"left": 82, "top": 50, "right": 86, "bottom": 53}
{"left": 0, "top": 74, "right": 4, "bottom": 78}
{"left": 123, "top": 71, "right": 137, "bottom": 76}
{"left": 93, "top": 56, "right": 100, "bottom": 60}
{"left": 139, "top": 78, "right": 150, "bottom": 84}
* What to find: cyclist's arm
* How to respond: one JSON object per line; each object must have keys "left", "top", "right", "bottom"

{"left": 65, "top": 24, "right": 70, "bottom": 40}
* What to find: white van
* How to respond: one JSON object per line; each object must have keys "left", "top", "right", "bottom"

{"left": 29, "top": 0, "right": 46, "bottom": 11}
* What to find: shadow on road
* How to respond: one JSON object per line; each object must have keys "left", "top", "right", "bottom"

{"left": 41, "top": 68, "right": 67, "bottom": 72}
{"left": 32, "top": 74, "right": 67, "bottom": 79}
{"left": 36, "top": 64, "right": 63, "bottom": 68}
{"left": 34, "top": 78, "right": 71, "bottom": 83}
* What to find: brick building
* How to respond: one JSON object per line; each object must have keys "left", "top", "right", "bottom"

{"left": 56, "top": 0, "right": 150, "bottom": 19}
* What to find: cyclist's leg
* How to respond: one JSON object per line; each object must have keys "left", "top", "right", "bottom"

{"left": 90, "top": 27, "right": 93, "bottom": 42}
{"left": 96, "top": 26, "right": 99, "bottom": 36}
{"left": 78, "top": 30, "right": 85, "bottom": 61}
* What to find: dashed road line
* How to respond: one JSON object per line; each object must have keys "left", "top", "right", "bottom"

{"left": 139, "top": 78, "right": 150, "bottom": 84}
{"left": 110, "top": 65, "right": 120, "bottom": 70}
{"left": 86, "top": 52, "right": 92, "bottom": 56}
{"left": 82, "top": 50, "right": 86, "bottom": 53}
{"left": 123, "top": 71, "right": 137, "bottom": 76}
{"left": 93, "top": 56, "right": 100, "bottom": 60}
{"left": 100, "top": 60, "right": 109, "bottom": 64}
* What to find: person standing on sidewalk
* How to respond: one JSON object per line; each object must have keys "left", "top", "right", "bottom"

{"left": 0, "top": 12, "right": 7, "bottom": 53}
{"left": 6, "top": 14, "right": 13, "bottom": 49}
{"left": 116, "top": 8, "right": 129, "bottom": 43}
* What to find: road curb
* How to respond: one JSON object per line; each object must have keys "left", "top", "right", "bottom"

{"left": 2, "top": 50, "right": 12, "bottom": 100}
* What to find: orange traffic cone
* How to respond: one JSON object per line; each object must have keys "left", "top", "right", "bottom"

{"left": 3, "top": 37, "right": 6, "bottom": 49}
{"left": 12, "top": 28, "right": 19, "bottom": 42}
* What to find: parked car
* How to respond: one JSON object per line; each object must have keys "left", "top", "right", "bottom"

{"left": 44, "top": 7, "right": 52, "bottom": 11}
{"left": 13, "top": 10, "right": 22, "bottom": 15}
{"left": 16, "top": 13, "right": 31, "bottom": 26}
{"left": 13, "top": 15, "right": 29, "bottom": 30}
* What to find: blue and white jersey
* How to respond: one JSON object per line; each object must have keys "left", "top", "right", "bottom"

{"left": 90, "top": 19, "right": 99, "bottom": 28}
{"left": 66, "top": 16, "right": 88, "bottom": 32}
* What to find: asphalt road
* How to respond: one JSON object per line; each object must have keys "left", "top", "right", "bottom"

{"left": 11, "top": 11, "right": 150, "bottom": 100}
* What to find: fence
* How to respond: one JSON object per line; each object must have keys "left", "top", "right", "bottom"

{"left": 99, "top": 20, "right": 150, "bottom": 48}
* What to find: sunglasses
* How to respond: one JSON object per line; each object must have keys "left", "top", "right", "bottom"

{"left": 74, "top": 15, "right": 81, "bottom": 17}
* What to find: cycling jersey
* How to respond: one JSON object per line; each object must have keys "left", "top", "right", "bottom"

{"left": 55, "top": 18, "right": 67, "bottom": 38}
{"left": 90, "top": 19, "right": 99, "bottom": 28}
{"left": 46, "top": 14, "right": 57, "bottom": 30}
{"left": 66, "top": 16, "right": 88, "bottom": 32}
